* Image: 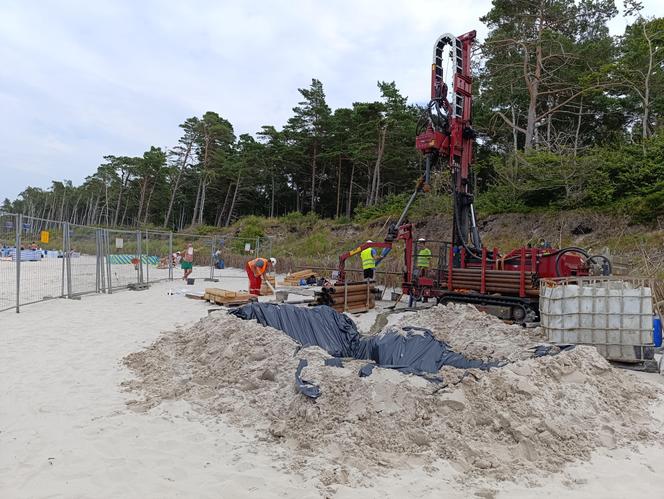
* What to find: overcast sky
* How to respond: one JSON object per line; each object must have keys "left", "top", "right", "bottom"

{"left": 2, "top": 0, "right": 663, "bottom": 201}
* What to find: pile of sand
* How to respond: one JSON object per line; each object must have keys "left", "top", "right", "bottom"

{"left": 123, "top": 306, "right": 661, "bottom": 489}
{"left": 386, "top": 303, "right": 548, "bottom": 362}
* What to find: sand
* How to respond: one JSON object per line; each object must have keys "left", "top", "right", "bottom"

{"left": 123, "top": 308, "right": 663, "bottom": 492}
{"left": 2, "top": 272, "right": 664, "bottom": 498}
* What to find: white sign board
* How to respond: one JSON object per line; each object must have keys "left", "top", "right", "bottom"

{"left": 244, "top": 243, "right": 251, "bottom": 252}
{"left": 115, "top": 238, "right": 124, "bottom": 249}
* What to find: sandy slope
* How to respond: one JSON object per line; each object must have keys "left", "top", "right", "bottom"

{"left": 1, "top": 268, "right": 663, "bottom": 498}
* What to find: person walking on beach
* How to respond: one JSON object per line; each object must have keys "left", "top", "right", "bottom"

{"left": 245, "top": 257, "right": 276, "bottom": 295}
{"left": 181, "top": 243, "right": 194, "bottom": 280}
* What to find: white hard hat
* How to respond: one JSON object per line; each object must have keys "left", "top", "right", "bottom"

{"left": 269, "top": 257, "right": 277, "bottom": 266}
{"left": 418, "top": 238, "right": 426, "bottom": 242}
{"left": 366, "top": 240, "right": 373, "bottom": 243}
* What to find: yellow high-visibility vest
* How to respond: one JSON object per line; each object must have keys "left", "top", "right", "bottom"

{"left": 417, "top": 247, "right": 432, "bottom": 268}
{"left": 361, "top": 247, "right": 376, "bottom": 269}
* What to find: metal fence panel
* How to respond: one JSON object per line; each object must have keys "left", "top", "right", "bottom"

{"left": 105, "top": 228, "right": 142, "bottom": 291}
{"left": 0, "top": 212, "right": 18, "bottom": 312}
{"left": 68, "top": 223, "right": 100, "bottom": 296}
{"left": 143, "top": 230, "right": 173, "bottom": 284}
{"left": 16, "top": 216, "right": 67, "bottom": 307}
{"left": 0, "top": 211, "right": 277, "bottom": 313}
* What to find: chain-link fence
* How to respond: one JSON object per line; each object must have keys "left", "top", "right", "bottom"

{"left": 69, "top": 223, "right": 100, "bottom": 296}
{"left": 0, "top": 212, "right": 273, "bottom": 313}
{"left": 17, "top": 215, "right": 67, "bottom": 307}
{"left": 105, "top": 229, "right": 143, "bottom": 291}
{"left": 0, "top": 212, "right": 18, "bottom": 312}
{"left": 143, "top": 230, "right": 173, "bottom": 284}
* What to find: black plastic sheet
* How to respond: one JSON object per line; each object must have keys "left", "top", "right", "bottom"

{"left": 231, "top": 303, "right": 362, "bottom": 357}
{"left": 230, "top": 303, "right": 498, "bottom": 375}
{"left": 294, "top": 359, "right": 321, "bottom": 399}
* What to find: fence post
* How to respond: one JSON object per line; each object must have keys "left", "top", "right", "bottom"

{"left": 95, "top": 229, "right": 100, "bottom": 293}
{"left": 61, "top": 223, "right": 67, "bottom": 297}
{"left": 64, "top": 222, "right": 72, "bottom": 298}
{"left": 100, "top": 229, "right": 107, "bottom": 293}
{"left": 208, "top": 237, "right": 215, "bottom": 281}
{"left": 168, "top": 232, "right": 173, "bottom": 281}
{"left": 145, "top": 230, "right": 149, "bottom": 284}
{"left": 15, "top": 213, "right": 21, "bottom": 313}
{"left": 105, "top": 230, "right": 113, "bottom": 294}
{"left": 136, "top": 230, "right": 143, "bottom": 284}
{"left": 256, "top": 236, "right": 260, "bottom": 257}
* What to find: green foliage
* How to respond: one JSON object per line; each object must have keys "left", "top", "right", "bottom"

{"left": 353, "top": 193, "right": 409, "bottom": 223}
{"left": 194, "top": 225, "right": 223, "bottom": 235}
{"left": 622, "top": 187, "right": 664, "bottom": 224}
{"left": 280, "top": 211, "right": 320, "bottom": 231}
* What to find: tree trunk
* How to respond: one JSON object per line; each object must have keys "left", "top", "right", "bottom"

{"left": 370, "top": 127, "right": 387, "bottom": 205}
{"left": 164, "top": 143, "right": 192, "bottom": 228}
{"left": 113, "top": 173, "right": 126, "bottom": 226}
{"left": 137, "top": 177, "right": 148, "bottom": 224}
{"left": 310, "top": 143, "right": 317, "bottom": 212}
{"left": 225, "top": 171, "right": 242, "bottom": 227}
{"left": 70, "top": 194, "right": 81, "bottom": 223}
{"left": 642, "top": 22, "right": 653, "bottom": 142}
{"left": 335, "top": 155, "right": 342, "bottom": 218}
{"left": 215, "top": 184, "right": 229, "bottom": 226}
{"left": 524, "top": 15, "right": 544, "bottom": 151}
{"left": 191, "top": 174, "right": 202, "bottom": 226}
{"left": 198, "top": 177, "right": 207, "bottom": 225}
{"left": 121, "top": 200, "right": 129, "bottom": 226}
{"left": 270, "top": 173, "right": 275, "bottom": 218}
{"left": 573, "top": 97, "right": 583, "bottom": 158}
{"left": 143, "top": 180, "right": 156, "bottom": 225}
{"left": 346, "top": 162, "right": 355, "bottom": 218}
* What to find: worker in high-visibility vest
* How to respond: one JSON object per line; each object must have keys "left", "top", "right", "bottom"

{"left": 416, "top": 238, "right": 432, "bottom": 278}
{"left": 245, "top": 257, "right": 277, "bottom": 295}
{"left": 361, "top": 240, "right": 379, "bottom": 282}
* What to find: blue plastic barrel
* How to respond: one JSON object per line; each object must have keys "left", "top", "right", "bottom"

{"left": 654, "top": 316, "right": 662, "bottom": 348}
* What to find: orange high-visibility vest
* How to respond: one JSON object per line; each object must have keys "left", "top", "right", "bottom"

{"left": 248, "top": 258, "right": 268, "bottom": 276}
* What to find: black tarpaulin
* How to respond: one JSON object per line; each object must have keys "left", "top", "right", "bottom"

{"left": 230, "top": 302, "right": 362, "bottom": 358}
{"left": 230, "top": 303, "right": 499, "bottom": 376}
{"left": 356, "top": 326, "right": 501, "bottom": 374}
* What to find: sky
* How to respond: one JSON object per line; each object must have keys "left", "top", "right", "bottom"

{"left": 1, "top": 0, "right": 663, "bottom": 202}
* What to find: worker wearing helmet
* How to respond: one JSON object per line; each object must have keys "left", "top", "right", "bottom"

{"left": 360, "top": 240, "right": 379, "bottom": 282}
{"left": 416, "top": 238, "right": 432, "bottom": 278}
{"left": 245, "top": 257, "right": 276, "bottom": 295}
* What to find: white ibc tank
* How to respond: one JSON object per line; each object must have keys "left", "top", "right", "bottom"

{"left": 540, "top": 278, "right": 653, "bottom": 362}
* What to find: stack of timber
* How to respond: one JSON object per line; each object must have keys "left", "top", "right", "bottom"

{"left": 314, "top": 282, "right": 376, "bottom": 313}
{"left": 259, "top": 275, "right": 277, "bottom": 296}
{"left": 281, "top": 269, "right": 319, "bottom": 286}
{"left": 204, "top": 288, "right": 256, "bottom": 306}
{"left": 441, "top": 268, "right": 539, "bottom": 297}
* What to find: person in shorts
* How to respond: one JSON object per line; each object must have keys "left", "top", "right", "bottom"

{"left": 181, "top": 243, "right": 194, "bottom": 280}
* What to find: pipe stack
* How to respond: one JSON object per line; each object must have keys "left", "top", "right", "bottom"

{"left": 314, "top": 282, "right": 376, "bottom": 313}
{"left": 441, "top": 268, "right": 539, "bottom": 297}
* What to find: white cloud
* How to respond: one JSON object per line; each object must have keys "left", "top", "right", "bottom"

{"left": 1, "top": 0, "right": 663, "bottom": 200}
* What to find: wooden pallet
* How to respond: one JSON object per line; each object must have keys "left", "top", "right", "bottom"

{"left": 204, "top": 288, "right": 255, "bottom": 306}
{"left": 281, "top": 269, "right": 319, "bottom": 286}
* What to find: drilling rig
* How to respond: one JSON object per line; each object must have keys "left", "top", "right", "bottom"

{"left": 335, "top": 31, "right": 611, "bottom": 322}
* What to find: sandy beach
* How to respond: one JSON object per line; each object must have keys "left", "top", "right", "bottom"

{"left": 1, "top": 267, "right": 664, "bottom": 498}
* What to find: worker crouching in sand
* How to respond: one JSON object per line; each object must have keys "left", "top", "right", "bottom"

{"left": 246, "top": 257, "right": 277, "bottom": 295}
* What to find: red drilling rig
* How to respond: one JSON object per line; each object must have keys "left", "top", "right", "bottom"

{"left": 335, "top": 31, "right": 611, "bottom": 323}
